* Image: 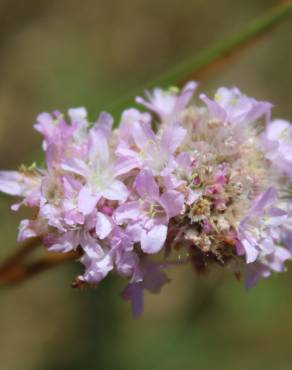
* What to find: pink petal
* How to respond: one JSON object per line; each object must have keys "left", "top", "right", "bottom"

{"left": 88, "top": 128, "right": 109, "bottom": 165}
{"left": 113, "top": 157, "right": 140, "bottom": 177}
{"left": 131, "top": 120, "right": 156, "bottom": 150}
{"left": 96, "top": 212, "right": 112, "bottom": 239}
{"left": 114, "top": 201, "right": 141, "bottom": 224}
{"left": 102, "top": 180, "right": 128, "bottom": 201}
{"left": 242, "top": 239, "right": 259, "bottom": 263}
{"left": 200, "top": 93, "right": 226, "bottom": 121}
{"left": 68, "top": 107, "right": 87, "bottom": 124}
{"left": 61, "top": 158, "right": 88, "bottom": 177}
{"left": 141, "top": 224, "right": 167, "bottom": 254}
{"left": 81, "top": 249, "right": 113, "bottom": 283}
{"left": 160, "top": 190, "right": 184, "bottom": 218}
{"left": 78, "top": 186, "right": 100, "bottom": 215}
{"left": 135, "top": 170, "right": 159, "bottom": 200}
{"left": 0, "top": 171, "right": 30, "bottom": 196}
{"left": 161, "top": 124, "right": 186, "bottom": 154}
{"left": 266, "top": 119, "right": 290, "bottom": 140}
{"left": 175, "top": 81, "right": 198, "bottom": 111}
{"left": 250, "top": 187, "right": 278, "bottom": 215}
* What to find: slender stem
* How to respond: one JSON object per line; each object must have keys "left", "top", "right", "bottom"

{"left": 156, "top": 1, "right": 292, "bottom": 86}
{"left": 0, "top": 250, "right": 80, "bottom": 285}
{"left": 108, "top": 2, "right": 292, "bottom": 121}
{"left": 0, "top": 237, "right": 42, "bottom": 274}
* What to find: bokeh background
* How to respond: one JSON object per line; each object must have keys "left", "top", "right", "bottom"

{"left": 0, "top": 1, "right": 292, "bottom": 369}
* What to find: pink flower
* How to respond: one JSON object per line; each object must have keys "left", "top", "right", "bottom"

{"left": 261, "top": 119, "right": 292, "bottom": 178}
{"left": 114, "top": 170, "right": 184, "bottom": 253}
{"left": 0, "top": 170, "right": 41, "bottom": 210}
{"left": 236, "top": 187, "right": 288, "bottom": 264}
{"left": 200, "top": 87, "right": 272, "bottom": 125}
{"left": 1, "top": 82, "right": 292, "bottom": 316}
{"left": 136, "top": 81, "right": 197, "bottom": 122}
{"left": 116, "top": 113, "right": 186, "bottom": 175}
{"left": 245, "top": 247, "right": 291, "bottom": 288}
{"left": 62, "top": 125, "right": 128, "bottom": 215}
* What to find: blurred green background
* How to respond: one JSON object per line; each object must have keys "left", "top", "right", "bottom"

{"left": 0, "top": 1, "right": 292, "bottom": 369}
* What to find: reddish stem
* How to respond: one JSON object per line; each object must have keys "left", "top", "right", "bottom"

{"left": 0, "top": 237, "right": 80, "bottom": 285}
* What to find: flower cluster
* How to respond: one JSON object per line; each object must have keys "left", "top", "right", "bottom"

{"left": 1, "top": 82, "right": 292, "bottom": 315}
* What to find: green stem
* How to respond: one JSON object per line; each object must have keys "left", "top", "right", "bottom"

{"left": 107, "top": 2, "right": 292, "bottom": 122}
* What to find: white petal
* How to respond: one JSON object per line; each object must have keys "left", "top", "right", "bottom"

{"left": 78, "top": 186, "right": 100, "bottom": 215}
{"left": 242, "top": 239, "right": 259, "bottom": 263}
{"left": 141, "top": 224, "right": 167, "bottom": 254}
{"left": 96, "top": 212, "right": 112, "bottom": 239}
{"left": 0, "top": 171, "right": 34, "bottom": 196}
{"left": 102, "top": 180, "right": 128, "bottom": 201}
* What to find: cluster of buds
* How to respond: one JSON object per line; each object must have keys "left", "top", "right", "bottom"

{"left": 1, "top": 82, "right": 292, "bottom": 315}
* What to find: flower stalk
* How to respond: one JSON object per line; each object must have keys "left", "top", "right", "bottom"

{"left": 107, "top": 1, "right": 292, "bottom": 121}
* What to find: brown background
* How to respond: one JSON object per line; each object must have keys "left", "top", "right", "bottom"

{"left": 0, "top": 1, "right": 292, "bottom": 369}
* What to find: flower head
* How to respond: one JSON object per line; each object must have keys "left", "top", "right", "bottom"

{"left": 1, "top": 82, "right": 292, "bottom": 315}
